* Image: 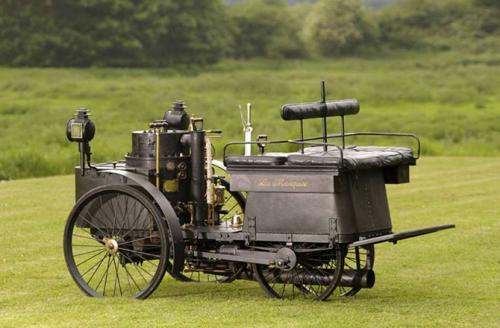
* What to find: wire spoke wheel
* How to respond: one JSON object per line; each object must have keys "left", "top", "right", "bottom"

{"left": 215, "top": 178, "right": 245, "bottom": 228}
{"left": 63, "top": 185, "right": 169, "bottom": 299}
{"left": 168, "top": 178, "right": 247, "bottom": 283}
{"left": 336, "top": 245, "right": 375, "bottom": 297}
{"left": 253, "top": 246, "right": 345, "bottom": 301}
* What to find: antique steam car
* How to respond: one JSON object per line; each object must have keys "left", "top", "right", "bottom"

{"left": 63, "top": 82, "right": 454, "bottom": 300}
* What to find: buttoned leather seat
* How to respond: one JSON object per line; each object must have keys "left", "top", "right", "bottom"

{"left": 225, "top": 146, "right": 415, "bottom": 170}
{"left": 288, "top": 146, "right": 415, "bottom": 170}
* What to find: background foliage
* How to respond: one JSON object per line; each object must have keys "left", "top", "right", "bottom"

{"left": 0, "top": 52, "right": 499, "bottom": 180}
{"left": 0, "top": 0, "right": 499, "bottom": 180}
{"left": 0, "top": 0, "right": 229, "bottom": 67}
{"left": 1, "top": 0, "right": 499, "bottom": 66}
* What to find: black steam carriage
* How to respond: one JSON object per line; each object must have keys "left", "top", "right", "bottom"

{"left": 63, "top": 82, "right": 454, "bottom": 300}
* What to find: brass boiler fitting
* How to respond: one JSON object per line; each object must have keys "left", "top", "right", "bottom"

{"left": 149, "top": 120, "right": 168, "bottom": 189}
{"left": 205, "top": 136, "right": 214, "bottom": 225}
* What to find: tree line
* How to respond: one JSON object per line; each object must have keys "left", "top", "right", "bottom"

{"left": 0, "top": 0, "right": 498, "bottom": 67}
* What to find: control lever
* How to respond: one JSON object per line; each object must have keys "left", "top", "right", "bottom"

{"left": 257, "top": 134, "right": 268, "bottom": 155}
{"left": 239, "top": 103, "right": 253, "bottom": 156}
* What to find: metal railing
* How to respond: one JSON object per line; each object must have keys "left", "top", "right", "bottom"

{"left": 223, "top": 131, "right": 420, "bottom": 168}
{"left": 293, "top": 132, "right": 421, "bottom": 159}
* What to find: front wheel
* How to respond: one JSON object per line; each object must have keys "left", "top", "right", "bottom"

{"left": 63, "top": 185, "right": 169, "bottom": 299}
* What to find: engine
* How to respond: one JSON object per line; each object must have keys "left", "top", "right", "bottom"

{"left": 68, "top": 101, "right": 227, "bottom": 227}
{"left": 125, "top": 101, "right": 191, "bottom": 201}
{"left": 124, "top": 101, "right": 216, "bottom": 227}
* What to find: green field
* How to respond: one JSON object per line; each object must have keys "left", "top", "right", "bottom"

{"left": 1, "top": 52, "right": 500, "bottom": 180}
{"left": 0, "top": 157, "right": 498, "bottom": 327}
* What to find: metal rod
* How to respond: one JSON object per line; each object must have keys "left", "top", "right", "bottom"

{"left": 322, "top": 117, "right": 328, "bottom": 152}
{"left": 349, "top": 224, "right": 456, "bottom": 248}
{"left": 80, "top": 143, "right": 86, "bottom": 176}
{"left": 205, "top": 136, "right": 214, "bottom": 226}
{"left": 320, "top": 80, "right": 326, "bottom": 103}
{"left": 321, "top": 81, "right": 328, "bottom": 152}
{"left": 247, "top": 102, "right": 252, "bottom": 126}
{"left": 299, "top": 119, "right": 304, "bottom": 154}
{"left": 341, "top": 115, "right": 345, "bottom": 149}
{"left": 244, "top": 103, "right": 252, "bottom": 156}
{"left": 155, "top": 129, "right": 160, "bottom": 188}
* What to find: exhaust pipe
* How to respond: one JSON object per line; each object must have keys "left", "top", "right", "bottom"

{"left": 253, "top": 268, "right": 375, "bottom": 288}
{"left": 191, "top": 127, "right": 207, "bottom": 225}
{"left": 339, "top": 269, "right": 375, "bottom": 289}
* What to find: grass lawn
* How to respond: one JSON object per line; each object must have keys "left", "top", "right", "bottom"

{"left": 1, "top": 52, "right": 500, "bottom": 180}
{"left": 0, "top": 157, "right": 498, "bottom": 327}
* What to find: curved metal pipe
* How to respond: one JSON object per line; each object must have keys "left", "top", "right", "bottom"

{"left": 269, "top": 268, "right": 375, "bottom": 288}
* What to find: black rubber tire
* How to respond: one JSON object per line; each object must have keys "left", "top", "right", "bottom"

{"left": 63, "top": 185, "right": 169, "bottom": 299}
{"left": 252, "top": 246, "right": 345, "bottom": 301}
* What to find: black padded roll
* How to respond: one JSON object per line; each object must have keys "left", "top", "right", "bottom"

{"left": 281, "top": 99, "right": 360, "bottom": 121}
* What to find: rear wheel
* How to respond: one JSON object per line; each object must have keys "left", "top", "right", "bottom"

{"left": 338, "top": 245, "right": 375, "bottom": 297}
{"left": 63, "top": 185, "right": 169, "bottom": 299}
{"left": 253, "top": 246, "right": 345, "bottom": 301}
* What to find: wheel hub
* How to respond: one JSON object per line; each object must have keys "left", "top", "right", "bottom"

{"left": 104, "top": 238, "right": 119, "bottom": 255}
{"left": 275, "top": 247, "right": 297, "bottom": 271}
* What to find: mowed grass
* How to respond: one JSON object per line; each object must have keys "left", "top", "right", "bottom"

{"left": 1, "top": 51, "right": 500, "bottom": 180}
{"left": 0, "top": 157, "right": 498, "bottom": 327}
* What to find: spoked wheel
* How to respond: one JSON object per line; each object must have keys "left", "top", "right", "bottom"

{"left": 215, "top": 178, "right": 245, "bottom": 228}
{"left": 63, "top": 185, "right": 169, "bottom": 299}
{"left": 338, "top": 245, "right": 375, "bottom": 297}
{"left": 253, "top": 246, "right": 345, "bottom": 301}
{"left": 168, "top": 178, "right": 247, "bottom": 283}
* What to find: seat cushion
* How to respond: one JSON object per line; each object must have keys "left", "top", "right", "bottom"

{"left": 288, "top": 146, "right": 415, "bottom": 170}
{"left": 225, "top": 154, "right": 287, "bottom": 166}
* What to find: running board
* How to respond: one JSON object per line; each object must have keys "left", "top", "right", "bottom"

{"left": 349, "top": 224, "right": 455, "bottom": 248}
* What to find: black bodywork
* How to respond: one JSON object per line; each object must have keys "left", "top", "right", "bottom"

{"left": 63, "top": 85, "right": 454, "bottom": 300}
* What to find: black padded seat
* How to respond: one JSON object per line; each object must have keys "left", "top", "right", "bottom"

{"left": 286, "top": 152, "right": 341, "bottom": 166}
{"left": 225, "top": 154, "right": 288, "bottom": 166}
{"left": 288, "top": 146, "right": 415, "bottom": 170}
